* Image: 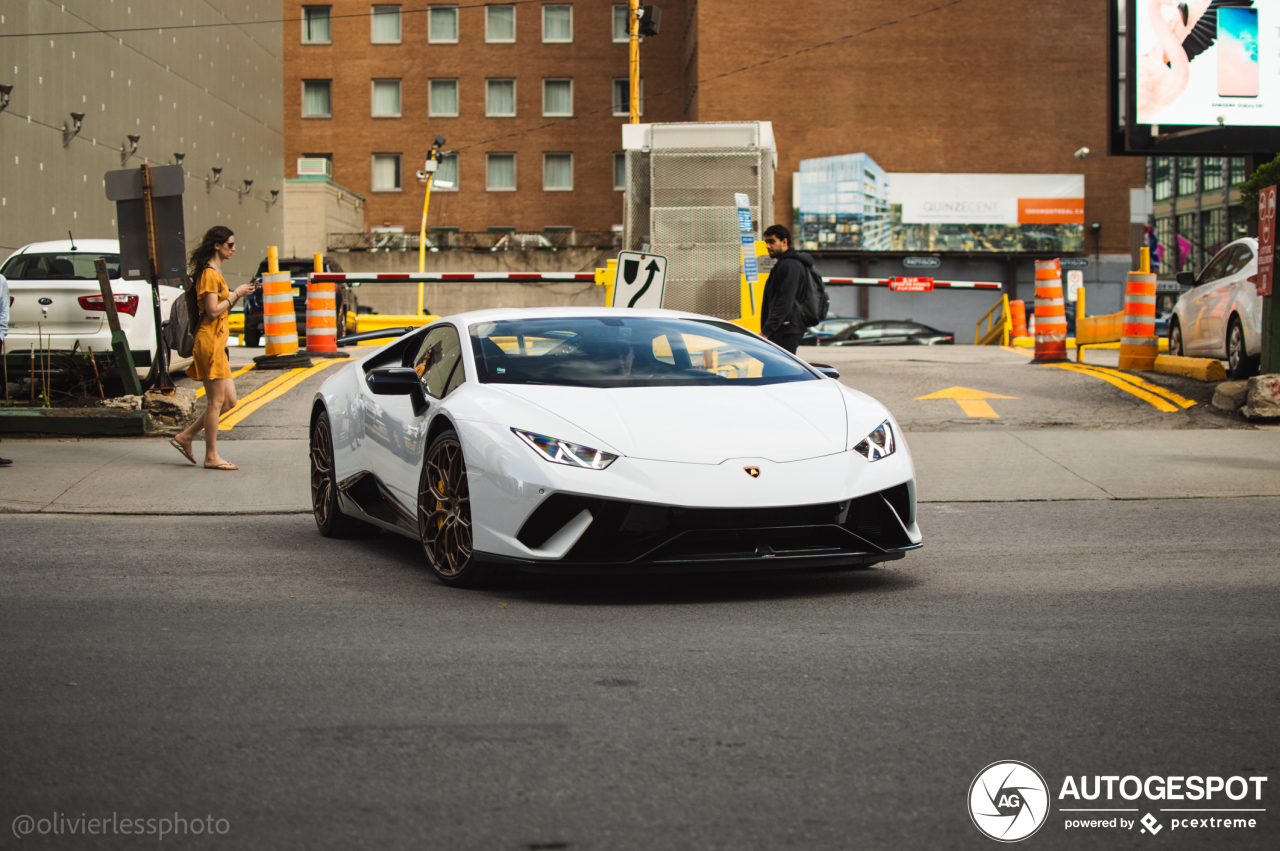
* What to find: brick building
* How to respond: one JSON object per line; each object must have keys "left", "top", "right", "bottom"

{"left": 285, "top": 1, "right": 1146, "bottom": 325}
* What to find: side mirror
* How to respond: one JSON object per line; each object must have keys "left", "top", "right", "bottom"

{"left": 1175, "top": 271, "right": 1196, "bottom": 286}
{"left": 366, "top": 367, "right": 428, "bottom": 415}
{"left": 808, "top": 363, "right": 840, "bottom": 379}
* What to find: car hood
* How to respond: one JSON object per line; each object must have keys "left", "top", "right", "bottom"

{"left": 492, "top": 381, "right": 850, "bottom": 464}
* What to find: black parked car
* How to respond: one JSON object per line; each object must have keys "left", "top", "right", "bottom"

{"left": 241, "top": 256, "right": 355, "bottom": 347}
{"left": 824, "top": 320, "right": 955, "bottom": 346}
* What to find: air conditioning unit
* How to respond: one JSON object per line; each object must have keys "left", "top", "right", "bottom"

{"left": 297, "top": 157, "right": 332, "bottom": 177}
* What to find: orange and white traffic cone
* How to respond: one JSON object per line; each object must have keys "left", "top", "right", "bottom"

{"left": 1033, "top": 259, "right": 1068, "bottom": 362}
{"left": 1009, "top": 299, "right": 1028, "bottom": 340}
{"left": 1118, "top": 249, "right": 1157, "bottom": 371}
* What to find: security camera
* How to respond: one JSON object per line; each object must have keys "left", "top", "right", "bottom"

{"left": 1074, "top": 147, "right": 1090, "bottom": 159}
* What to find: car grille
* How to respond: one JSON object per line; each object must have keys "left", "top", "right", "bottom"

{"left": 516, "top": 483, "right": 914, "bottom": 564}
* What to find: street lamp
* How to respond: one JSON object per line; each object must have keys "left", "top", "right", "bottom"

{"left": 62, "top": 112, "right": 85, "bottom": 148}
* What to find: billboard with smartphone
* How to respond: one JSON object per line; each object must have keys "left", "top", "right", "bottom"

{"left": 1115, "top": 0, "right": 1280, "bottom": 153}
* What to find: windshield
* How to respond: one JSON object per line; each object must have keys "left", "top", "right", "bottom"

{"left": 469, "top": 317, "right": 818, "bottom": 388}
{"left": 0, "top": 253, "right": 121, "bottom": 280}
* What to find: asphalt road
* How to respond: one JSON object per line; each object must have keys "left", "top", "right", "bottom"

{"left": 1, "top": 498, "right": 1276, "bottom": 850}
{"left": 174, "top": 344, "right": 1243, "bottom": 443}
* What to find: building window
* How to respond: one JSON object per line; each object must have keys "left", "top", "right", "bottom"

{"left": 1176, "top": 212, "right": 1194, "bottom": 271}
{"left": 487, "top": 153, "right": 516, "bottom": 191}
{"left": 371, "top": 79, "right": 401, "bottom": 117}
{"left": 429, "top": 5, "right": 458, "bottom": 43}
{"left": 1229, "top": 157, "right": 1246, "bottom": 185}
{"left": 1202, "top": 157, "right": 1224, "bottom": 192}
{"left": 302, "top": 6, "right": 332, "bottom": 43}
{"left": 429, "top": 79, "right": 458, "bottom": 116}
{"left": 486, "top": 79, "right": 516, "bottom": 116}
{"left": 613, "top": 152, "right": 626, "bottom": 190}
{"left": 1176, "top": 157, "right": 1196, "bottom": 196}
{"left": 1153, "top": 157, "right": 1171, "bottom": 201}
{"left": 434, "top": 153, "right": 458, "bottom": 190}
{"left": 543, "top": 79, "right": 572, "bottom": 116}
{"left": 371, "top": 5, "right": 402, "bottom": 43}
{"left": 372, "top": 153, "right": 402, "bottom": 191}
{"left": 612, "top": 78, "right": 642, "bottom": 116}
{"left": 486, "top": 5, "right": 516, "bottom": 42}
{"left": 612, "top": 4, "right": 630, "bottom": 42}
{"left": 1155, "top": 217, "right": 1172, "bottom": 272}
{"left": 1228, "top": 205, "right": 1248, "bottom": 241}
{"left": 543, "top": 5, "right": 572, "bottom": 42}
{"left": 1204, "top": 207, "right": 1225, "bottom": 257}
{"left": 543, "top": 153, "right": 573, "bottom": 191}
{"left": 302, "top": 80, "right": 332, "bottom": 117}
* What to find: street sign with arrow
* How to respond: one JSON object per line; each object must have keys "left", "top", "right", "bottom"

{"left": 612, "top": 251, "right": 668, "bottom": 309}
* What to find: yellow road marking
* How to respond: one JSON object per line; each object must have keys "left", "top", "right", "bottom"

{"left": 195, "top": 363, "right": 255, "bottom": 398}
{"left": 1000, "top": 345, "right": 1031, "bottom": 356}
{"left": 1072, "top": 364, "right": 1196, "bottom": 409}
{"left": 915, "top": 386, "right": 1020, "bottom": 418}
{"left": 218, "top": 360, "right": 342, "bottom": 430}
{"left": 1049, "top": 363, "right": 1184, "bottom": 413}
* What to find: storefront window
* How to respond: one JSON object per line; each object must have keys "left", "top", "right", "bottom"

{"left": 1229, "top": 157, "right": 1247, "bottom": 185}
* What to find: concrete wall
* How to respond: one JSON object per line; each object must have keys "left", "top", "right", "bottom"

{"left": 0, "top": 2, "right": 284, "bottom": 289}
{"left": 283, "top": 176, "right": 365, "bottom": 258}
{"left": 333, "top": 247, "right": 612, "bottom": 314}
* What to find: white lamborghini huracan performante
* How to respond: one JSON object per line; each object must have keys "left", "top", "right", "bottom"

{"left": 310, "top": 308, "right": 922, "bottom": 586}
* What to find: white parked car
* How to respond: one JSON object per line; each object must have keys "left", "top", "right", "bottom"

{"left": 1169, "top": 237, "right": 1262, "bottom": 379}
{"left": 0, "top": 239, "right": 183, "bottom": 369}
{"left": 309, "top": 307, "right": 922, "bottom": 587}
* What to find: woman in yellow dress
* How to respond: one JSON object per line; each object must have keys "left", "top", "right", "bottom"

{"left": 170, "top": 226, "right": 254, "bottom": 470}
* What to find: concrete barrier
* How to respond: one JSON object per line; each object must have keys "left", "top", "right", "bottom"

{"left": 1154, "top": 355, "right": 1227, "bottom": 382}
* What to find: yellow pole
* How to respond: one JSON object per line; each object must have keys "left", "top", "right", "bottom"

{"left": 313, "top": 252, "right": 322, "bottom": 274}
{"left": 1140, "top": 246, "right": 1150, "bottom": 274}
{"left": 417, "top": 170, "right": 435, "bottom": 315}
{"left": 629, "top": 0, "right": 640, "bottom": 124}
{"left": 268, "top": 245, "right": 279, "bottom": 276}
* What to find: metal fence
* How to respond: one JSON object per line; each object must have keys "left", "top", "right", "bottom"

{"left": 626, "top": 144, "right": 774, "bottom": 319}
{"left": 328, "top": 231, "right": 621, "bottom": 252}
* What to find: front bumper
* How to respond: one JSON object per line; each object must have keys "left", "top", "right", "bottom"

{"left": 475, "top": 484, "right": 919, "bottom": 574}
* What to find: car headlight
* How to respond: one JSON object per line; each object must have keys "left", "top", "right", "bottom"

{"left": 853, "top": 420, "right": 895, "bottom": 461}
{"left": 512, "top": 428, "right": 619, "bottom": 470}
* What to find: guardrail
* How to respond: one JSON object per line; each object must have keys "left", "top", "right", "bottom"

{"left": 974, "top": 294, "right": 1011, "bottom": 346}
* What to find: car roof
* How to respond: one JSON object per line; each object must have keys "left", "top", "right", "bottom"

{"left": 442, "top": 306, "right": 752, "bottom": 326}
{"left": 7, "top": 239, "right": 121, "bottom": 255}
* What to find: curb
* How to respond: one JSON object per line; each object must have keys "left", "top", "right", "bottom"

{"left": 0, "top": 408, "right": 150, "bottom": 436}
{"left": 1153, "top": 355, "right": 1226, "bottom": 382}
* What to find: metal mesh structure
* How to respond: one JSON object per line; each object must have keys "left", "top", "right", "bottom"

{"left": 624, "top": 124, "right": 774, "bottom": 319}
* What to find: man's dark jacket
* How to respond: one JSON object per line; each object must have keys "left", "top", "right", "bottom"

{"left": 760, "top": 248, "right": 814, "bottom": 339}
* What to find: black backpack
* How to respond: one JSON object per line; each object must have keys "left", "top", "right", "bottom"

{"left": 797, "top": 264, "right": 830, "bottom": 327}
{"left": 165, "top": 268, "right": 206, "bottom": 358}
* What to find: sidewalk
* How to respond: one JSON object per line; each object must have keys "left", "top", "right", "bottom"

{"left": 2, "top": 428, "right": 1279, "bottom": 515}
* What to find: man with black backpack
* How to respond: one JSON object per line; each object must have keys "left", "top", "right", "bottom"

{"left": 760, "top": 225, "right": 826, "bottom": 354}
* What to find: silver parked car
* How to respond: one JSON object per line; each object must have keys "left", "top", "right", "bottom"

{"left": 1169, "top": 237, "right": 1262, "bottom": 379}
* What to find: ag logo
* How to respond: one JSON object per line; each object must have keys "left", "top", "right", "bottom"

{"left": 968, "top": 761, "right": 1049, "bottom": 842}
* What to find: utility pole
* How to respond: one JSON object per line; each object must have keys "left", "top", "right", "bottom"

{"left": 629, "top": 0, "right": 640, "bottom": 124}
{"left": 416, "top": 135, "right": 447, "bottom": 316}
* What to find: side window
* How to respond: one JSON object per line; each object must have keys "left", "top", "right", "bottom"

{"left": 413, "top": 325, "right": 465, "bottom": 398}
{"left": 1222, "top": 245, "right": 1253, "bottom": 277}
{"left": 854, "top": 323, "right": 887, "bottom": 339}
{"left": 1198, "top": 248, "right": 1233, "bottom": 285}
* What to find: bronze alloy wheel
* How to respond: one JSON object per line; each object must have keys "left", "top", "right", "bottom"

{"left": 311, "top": 413, "right": 379, "bottom": 538}
{"left": 311, "top": 415, "right": 336, "bottom": 529}
{"left": 419, "top": 431, "right": 474, "bottom": 579}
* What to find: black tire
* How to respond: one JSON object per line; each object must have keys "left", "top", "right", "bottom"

{"left": 418, "top": 429, "right": 501, "bottom": 587}
{"left": 243, "top": 322, "right": 261, "bottom": 348}
{"left": 339, "top": 306, "right": 350, "bottom": 337}
{"left": 1168, "top": 319, "right": 1184, "bottom": 357}
{"left": 1226, "top": 317, "right": 1252, "bottom": 380}
{"left": 311, "top": 414, "right": 381, "bottom": 538}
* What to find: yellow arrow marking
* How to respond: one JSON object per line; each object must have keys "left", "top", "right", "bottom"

{"left": 914, "top": 386, "right": 1020, "bottom": 418}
